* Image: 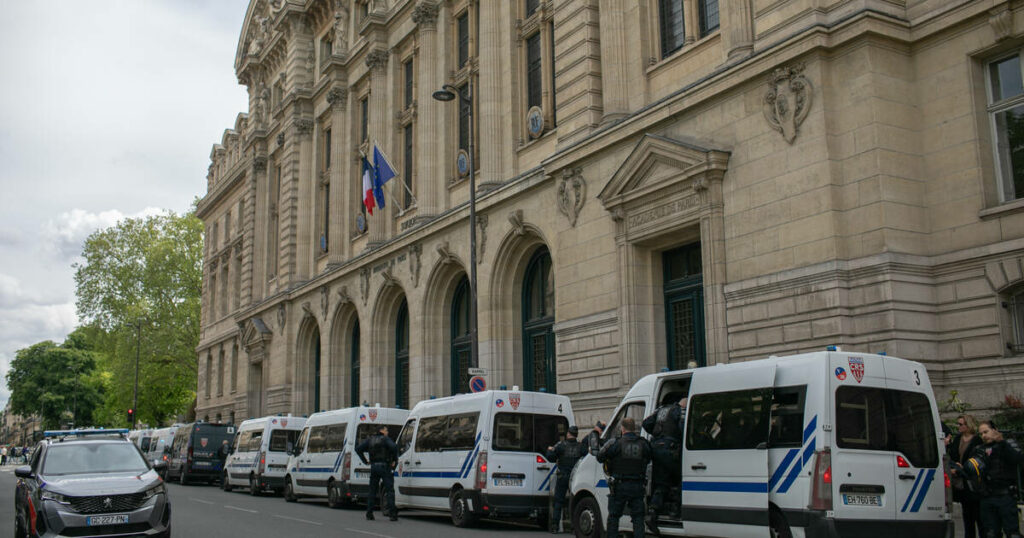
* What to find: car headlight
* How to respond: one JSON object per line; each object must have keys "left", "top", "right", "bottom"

{"left": 41, "top": 489, "right": 70, "bottom": 504}
{"left": 143, "top": 483, "right": 166, "bottom": 500}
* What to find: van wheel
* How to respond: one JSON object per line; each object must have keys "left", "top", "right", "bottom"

{"left": 769, "top": 509, "right": 793, "bottom": 538}
{"left": 284, "top": 477, "right": 297, "bottom": 502}
{"left": 449, "top": 489, "right": 478, "bottom": 528}
{"left": 249, "top": 474, "right": 261, "bottom": 496}
{"left": 572, "top": 497, "right": 603, "bottom": 538}
{"left": 327, "top": 480, "right": 344, "bottom": 509}
{"left": 178, "top": 470, "right": 189, "bottom": 486}
{"left": 221, "top": 471, "right": 232, "bottom": 492}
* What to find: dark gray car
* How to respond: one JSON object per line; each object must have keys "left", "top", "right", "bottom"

{"left": 14, "top": 430, "right": 170, "bottom": 537}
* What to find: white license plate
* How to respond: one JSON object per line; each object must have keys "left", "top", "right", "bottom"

{"left": 493, "top": 478, "right": 523, "bottom": 487}
{"left": 843, "top": 494, "right": 881, "bottom": 506}
{"left": 87, "top": 514, "right": 129, "bottom": 526}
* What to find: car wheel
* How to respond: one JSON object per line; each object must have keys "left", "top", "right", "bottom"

{"left": 14, "top": 512, "right": 28, "bottom": 538}
{"left": 221, "top": 471, "right": 232, "bottom": 492}
{"left": 249, "top": 474, "right": 260, "bottom": 496}
{"left": 284, "top": 477, "right": 297, "bottom": 502}
{"left": 178, "top": 469, "right": 189, "bottom": 486}
{"left": 769, "top": 509, "right": 793, "bottom": 538}
{"left": 573, "top": 496, "right": 603, "bottom": 538}
{"left": 449, "top": 489, "right": 478, "bottom": 528}
{"left": 327, "top": 479, "right": 343, "bottom": 509}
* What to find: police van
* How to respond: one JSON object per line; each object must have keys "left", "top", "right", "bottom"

{"left": 569, "top": 351, "right": 952, "bottom": 538}
{"left": 166, "top": 421, "right": 236, "bottom": 485}
{"left": 394, "top": 389, "right": 575, "bottom": 527}
{"left": 282, "top": 405, "right": 408, "bottom": 506}
{"left": 222, "top": 415, "right": 306, "bottom": 495}
{"left": 146, "top": 425, "right": 181, "bottom": 477}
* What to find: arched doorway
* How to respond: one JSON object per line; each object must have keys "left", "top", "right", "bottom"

{"left": 522, "top": 247, "right": 555, "bottom": 392}
{"left": 350, "top": 320, "right": 360, "bottom": 406}
{"left": 450, "top": 275, "right": 471, "bottom": 395}
{"left": 312, "top": 327, "right": 322, "bottom": 413}
{"left": 395, "top": 299, "right": 410, "bottom": 409}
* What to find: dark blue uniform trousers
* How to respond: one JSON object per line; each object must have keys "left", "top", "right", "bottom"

{"left": 551, "top": 473, "right": 571, "bottom": 526}
{"left": 607, "top": 480, "right": 646, "bottom": 538}
{"left": 367, "top": 462, "right": 396, "bottom": 516}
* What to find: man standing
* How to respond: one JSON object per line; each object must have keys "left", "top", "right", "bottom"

{"left": 974, "top": 421, "right": 1024, "bottom": 538}
{"left": 597, "top": 417, "right": 652, "bottom": 538}
{"left": 1, "top": 444, "right": 7, "bottom": 465}
{"left": 547, "top": 426, "right": 585, "bottom": 533}
{"left": 356, "top": 425, "right": 399, "bottom": 521}
{"left": 642, "top": 395, "right": 686, "bottom": 531}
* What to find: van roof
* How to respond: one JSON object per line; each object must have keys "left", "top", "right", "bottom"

{"left": 408, "top": 389, "right": 572, "bottom": 415}
{"left": 237, "top": 414, "right": 306, "bottom": 431}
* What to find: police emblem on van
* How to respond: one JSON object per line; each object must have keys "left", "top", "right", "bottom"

{"left": 848, "top": 356, "right": 865, "bottom": 383}
{"left": 200, "top": 438, "right": 208, "bottom": 447}
{"left": 281, "top": 419, "right": 288, "bottom": 427}
{"left": 369, "top": 409, "right": 378, "bottom": 421}
{"left": 510, "top": 393, "right": 521, "bottom": 410}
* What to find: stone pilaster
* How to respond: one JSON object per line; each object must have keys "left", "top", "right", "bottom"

{"left": 293, "top": 118, "right": 315, "bottom": 282}
{"left": 598, "top": 0, "right": 629, "bottom": 123}
{"left": 413, "top": 2, "right": 442, "bottom": 217}
{"left": 366, "top": 48, "right": 390, "bottom": 247}
{"left": 553, "top": 0, "right": 603, "bottom": 146}
{"left": 243, "top": 156, "right": 265, "bottom": 306}
{"left": 326, "top": 86, "right": 349, "bottom": 263}
{"left": 721, "top": 0, "right": 754, "bottom": 62}
{"left": 477, "top": 1, "right": 508, "bottom": 189}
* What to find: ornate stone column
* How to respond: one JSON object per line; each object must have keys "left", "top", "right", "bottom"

{"left": 293, "top": 118, "right": 315, "bottom": 282}
{"left": 477, "top": 0, "right": 507, "bottom": 189}
{"left": 326, "top": 86, "right": 349, "bottom": 263}
{"left": 598, "top": 0, "right": 629, "bottom": 123}
{"left": 413, "top": 2, "right": 442, "bottom": 218}
{"left": 721, "top": 0, "right": 754, "bottom": 62}
{"left": 245, "top": 155, "right": 267, "bottom": 305}
{"left": 366, "top": 48, "right": 390, "bottom": 247}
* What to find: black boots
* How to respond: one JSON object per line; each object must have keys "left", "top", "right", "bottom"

{"left": 365, "top": 512, "right": 374, "bottom": 520}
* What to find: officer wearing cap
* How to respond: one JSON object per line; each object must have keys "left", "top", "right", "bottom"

{"left": 355, "top": 424, "right": 399, "bottom": 521}
{"left": 598, "top": 417, "right": 652, "bottom": 538}
{"left": 546, "top": 426, "right": 585, "bottom": 533}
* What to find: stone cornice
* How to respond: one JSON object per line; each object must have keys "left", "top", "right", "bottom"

{"left": 197, "top": 158, "right": 250, "bottom": 219}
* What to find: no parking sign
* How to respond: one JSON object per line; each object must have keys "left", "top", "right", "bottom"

{"left": 469, "top": 376, "right": 486, "bottom": 393}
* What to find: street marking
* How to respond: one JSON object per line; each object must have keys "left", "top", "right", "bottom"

{"left": 273, "top": 514, "right": 322, "bottom": 526}
{"left": 345, "top": 528, "right": 394, "bottom": 538}
{"left": 190, "top": 498, "right": 215, "bottom": 505}
{"left": 224, "top": 505, "right": 258, "bottom": 513}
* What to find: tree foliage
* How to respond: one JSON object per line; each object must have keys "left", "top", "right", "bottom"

{"left": 73, "top": 209, "right": 203, "bottom": 426}
{"left": 5, "top": 331, "right": 103, "bottom": 430}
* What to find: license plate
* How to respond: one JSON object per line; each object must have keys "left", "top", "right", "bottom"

{"left": 843, "top": 494, "right": 881, "bottom": 506}
{"left": 493, "top": 478, "right": 523, "bottom": 487}
{"left": 87, "top": 514, "right": 129, "bottom": 526}
{"left": 194, "top": 461, "right": 209, "bottom": 466}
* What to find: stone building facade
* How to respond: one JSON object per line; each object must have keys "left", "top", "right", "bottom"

{"left": 197, "top": 0, "right": 1024, "bottom": 424}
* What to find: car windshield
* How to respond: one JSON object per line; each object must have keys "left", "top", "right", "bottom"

{"left": 43, "top": 442, "right": 149, "bottom": 475}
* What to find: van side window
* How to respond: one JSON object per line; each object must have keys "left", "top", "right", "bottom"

{"left": 686, "top": 388, "right": 771, "bottom": 451}
{"left": 308, "top": 426, "right": 329, "bottom": 454}
{"left": 397, "top": 419, "right": 416, "bottom": 455}
{"left": 493, "top": 413, "right": 569, "bottom": 454}
{"left": 235, "top": 431, "right": 251, "bottom": 452}
{"left": 325, "top": 425, "right": 347, "bottom": 452}
{"left": 769, "top": 385, "right": 807, "bottom": 448}
{"left": 270, "top": 429, "right": 302, "bottom": 452}
{"left": 247, "top": 431, "right": 264, "bottom": 452}
{"left": 295, "top": 428, "right": 309, "bottom": 453}
{"left": 836, "top": 386, "right": 938, "bottom": 468}
{"left": 415, "top": 412, "right": 480, "bottom": 452}
{"left": 604, "top": 401, "right": 646, "bottom": 442}
{"left": 356, "top": 424, "right": 403, "bottom": 445}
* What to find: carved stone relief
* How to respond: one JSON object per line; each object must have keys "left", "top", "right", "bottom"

{"left": 334, "top": 1, "right": 349, "bottom": 50}
{"left": 436, "top": 242, "right": 456, "bottom": 265}
{"left": 991, "top": 7, "right": 1014, "bottom": 41}
{"left": 763, "top": 63, "right": 813, "bottom": 144}
{"left": 412, "top": 2, "right": 440, "bottom": 28}
{"left": 337, "top": 285, "right": 351, "bottom": 304}
{"left": 476, "top": 215, "right": 488, "bottom": 262}
{"left": 409, "top": 244, "right": 422, "bottom": 287}
{"left": 360, "top": 267, "right": 370, "bottom": 305}
{"left": 253, "top": 155, "right": 268, "bottom": 172}
{"left": 294, "top": 119, "right": 314, "bottom": 136}
{"left": 327, "top": 86, "right": 348, "bottom": 109}
{"left": 277, "top": 303, "right": 287, "bottom": 329}
{"left": 556, "top": 167, "right": 586, "bottom": 227}
{"left": 508, "top": 209, "right": 525, "bottom": 236}
{"left": 365, "top": 49, "right": 389, "bottom": 71}
{"left": 320, "top": 285, "right": 328, "bottom": 318}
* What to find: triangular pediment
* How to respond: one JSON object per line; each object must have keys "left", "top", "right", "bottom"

{"left": 241, "top": 316, "right": 272, "bottom": 350}
{"left": 599, "top": 134, "right": 730, "bottom": 209}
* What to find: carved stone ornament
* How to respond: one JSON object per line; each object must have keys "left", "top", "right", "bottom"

{"left": 436, "top": 242, "right": 456, "bottom": 265}
{"left": 692, "top": 175, "right": 708, "bottom": 193}
{"left": 327, "top": 86, "right": 348, "bottom": 109}
{"left": 763, "top": 63, "right": 813, "bottom": 144}
{"left": 360, "top": 267, "right": 370, "bottom": 305}
{"left": 337, "top": 285, "right": 351, "bottom": 304}
{"left": 369, "top": 0, "right": 388, "bottom": 13}
{"left": 409, "top": 244, "right": 422, "bottom": 287}
{"left": 301, "top": 301, "right": 314, "bottom": 319}
{"left": 294, "top": 118, "right": 314, "bottom": 136}
{"left": 991, "top": 8, "right": 1014, "bottom": 41}
{"left": 277, "top": 303, "right": 287, "bottom": 329}
{"left": 508, "top": 209, "right": 525, "bottom": 236}
{"left": 320, "top": 285, "right": 329, "bottom": 318}
{"left": 477, "top": 214, "right": 488, "bottom": 262}
{"left": 611, "top": 207, "right": 626, "bottom": 222}
{"left": 333, "top": 0, "right": 349, "bottom": 49}
{"left": 277, "top": 132, "right": 285, "bottom": 146}
{"left": 381, "top": 268, "right": 399, "bottom": 288}
{"left": 556, "top": 167, "right": 586, "bottom": 227}
{"left": 365, "top": 49, "right": 389, "bottom": 71}
{"left": 412, "top": 2, "right": 440, "bottom": 28}
{"left": 253, "top": 155, "right": 268, "bottom": 172}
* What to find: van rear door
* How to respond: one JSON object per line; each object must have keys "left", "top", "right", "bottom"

{"left": 681, "top": 364, "right": 773, "bottom": 538}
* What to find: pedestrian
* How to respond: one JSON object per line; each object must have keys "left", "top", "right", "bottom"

{"left": 949, "top": 415, "right": 985, "bottom": 538}
{"left": 546, "top": 425, "right": 585, "bottom": 533}
{"left": 597, "top": 417, "right": 651, "bottom": 538}
{"left": 1, "top": 444, "right": 7, "bottom": 465}
{"left": 972, "top": 420, "right": 1024, "bottom": 538}
{"left": 641, "top": 394, "right": 686, "bottom": 533}
{"left": 355, "top": 424, "right": 399, "bottom": 521}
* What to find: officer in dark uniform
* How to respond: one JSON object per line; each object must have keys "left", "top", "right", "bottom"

{"left": 641, "top": 394, "right": 686, "bottom": 529}
{"left": 597, "top": 417, "right": 652, "bottom": 538}
{"left": 547, "top": 426, "right": 585, "bottom": 533}
{"left": 974, "top": 421, "right": 1024, "bottom": 538}
{"left": 355, "top": 424, "right": 399, "bottom": 521}
{"left": 585, "top": 421, "right": 607, "bottom": 455}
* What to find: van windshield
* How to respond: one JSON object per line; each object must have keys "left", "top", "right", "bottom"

{"left": 356, "top": 424, "right": 402, "bottom": 445}
{"left": 269, "top": 429, "right": 300, "bottom": 452}
{"left": 835, "top": 386, "right": 938, "bottom": 468}
{"left": 492, "top": 413, "right": 569, "bottom": 454}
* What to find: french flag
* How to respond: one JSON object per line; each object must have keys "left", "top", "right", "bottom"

{"left": 362, "top": 156, "right": 375, "bottom": 215}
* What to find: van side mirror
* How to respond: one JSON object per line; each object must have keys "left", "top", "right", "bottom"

{"left": 14, "top": 466, "right": 32, "bottom": 479}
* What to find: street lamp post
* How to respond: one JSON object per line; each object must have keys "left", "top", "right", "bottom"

{"left": 133, "top": 320, "right": 141, "bottom": 430}
{"left": 433, "top": 84, "right": 479, "bottom": 370}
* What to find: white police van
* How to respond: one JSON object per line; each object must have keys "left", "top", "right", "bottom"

{"left": 283, "top": 405, "right": 408, "bottom": 506}
{"left": 569, "top": 350, "right": 952, "bottom": 538}
{"left": 223, "top": 414, "right": 306, "bottom": 495}
{"left": 394, "top": 388, "right": 575, "bottom": 527}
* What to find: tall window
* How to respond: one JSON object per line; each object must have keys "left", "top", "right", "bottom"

{"left": 217, "top": 348, "right": 225, "bottom": 397}
{"left": 526, "top": 33, "right": 543, "bottom": 110}
{"left": 231, "top": 342, "right": 238, "bottom": 392}
{"left": 404, "top": 59, "right": 414, "bottom": 109}
{"left": 525, "top": 0, "right": 539, "bottom": 16}
{"left": 522, "top": 247, "right": 555, "bottom": 392}
{"left": 698, "top": 0, "right": 719, "bottom": 36}
{"left": 350, "top": 320, "right": 361, "bottom": 406}
{"left": 658, "top": 0, "right": 685, "bottom": 58}
{"left": 360, "top": 97, "right": 369, "bottom": 143}
{"left": 403, "top": 124, "right": 414, "bottom": 209}
{"left": 396, "top": 300, "right": 410, "bottom": 409}
{"left": 519, "top": 3, "right": 556, "bottom": 137}
{"left": 457, "top": 12, "right": 470, "bottom": 68}
{"left": 312, "top": 330, "right": 321, "bottom": 413}
{"left": 990, "top": 54, "right": 1024, "bottom": 202}
{"left": 321, "top": 128, "right": 331, "bottom": 253}
{"left": 451, "top": 276, "right": 471, "bottom": 395}
{"left": 205, "top": 353, "right": 213, "bottom": 398}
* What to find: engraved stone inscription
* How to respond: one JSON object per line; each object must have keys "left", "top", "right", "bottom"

{"left": 627, "top": 195, "right": 701, "bottom": 230}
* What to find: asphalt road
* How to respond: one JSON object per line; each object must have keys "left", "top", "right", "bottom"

{"left": 0, "top": 465, "right": 550, "bottom": 538}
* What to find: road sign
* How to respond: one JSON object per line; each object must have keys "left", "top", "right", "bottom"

{"left": 469, "top": 376, "right": 486, "bottom": 393}
{"left": 468, "top": 367, "right": 487, "bottom": 376}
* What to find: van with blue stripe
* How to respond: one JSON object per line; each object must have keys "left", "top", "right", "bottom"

{"left": 394, "top": 389, "right": 575, "bottom": 527}
{"left": 569, "top": 350, "right": 952, "bottom": 538}
{"left": 222, "top": 415, "right": 305, "bottom": 495}
{"left": 281, "top": 406, "right": 407, "bottom": 506}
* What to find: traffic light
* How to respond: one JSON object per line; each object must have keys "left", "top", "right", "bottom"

{"left": 127, "top": 408, "right": 134, "bottom": 424}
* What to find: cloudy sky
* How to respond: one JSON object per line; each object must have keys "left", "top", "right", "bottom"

{"left": 0, "top": 0, "right": 251, "bottom": 409}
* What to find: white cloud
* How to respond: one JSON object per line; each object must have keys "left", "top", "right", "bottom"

{"left": 42, "top": 207, "right": 165, "bottom": 261}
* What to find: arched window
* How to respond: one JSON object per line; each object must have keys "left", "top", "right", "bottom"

{"left": 350, "top": 320, "right": 360, "bottom": 406}
{"left": 312, "top": 329, "right": 321, "bottom": 413}
{"left": 451, "top": 275, "right": 471, "bottom": 395}
{"left": 522, "top": 247, "right": 555, "bottom": 392}
{"left": 396, "top": 300, "right": 410, "bottom": 409}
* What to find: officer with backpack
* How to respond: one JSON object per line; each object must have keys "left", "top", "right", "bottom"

{"left": 642, "top": 394, "right": 687, "bottom": 533}
{"left": 547, "top": 426, "right": 585, "bottom": 533}
{"left": 355, "top": 424, "right": 399, "bottom": 521}
{"left": 597, "top": 417, "right": 652, "bottom": 538}
{"left": 971, "top": 421, "right": 1024, "bottom": 538}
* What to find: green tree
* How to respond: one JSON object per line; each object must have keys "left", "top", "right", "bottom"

{"left": 5, "top": 332, "right": 103, "bottom": 430}
{"left": 73, "top": 208, "right": 203, "bottom": 426}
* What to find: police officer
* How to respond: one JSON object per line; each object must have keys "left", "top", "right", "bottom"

{"left": 547, "top": 426, "right": 585, "bottom": 533}
{"left": 597, "top": 417, "right": 652, "bottom": 538}
{"left": 355, "top": 425, "right": 399, "bottom": 521}
{"left": 641, "top": 394, "right": 686, "bottom": 530}
{"left": 585, "top": 420, "right": 607, "bottom": 455}
{"left": 974, "top": 420, "right": 1024, "bottom": 538}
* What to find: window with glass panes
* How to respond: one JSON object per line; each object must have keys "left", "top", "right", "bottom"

{"left": 403, "top": 124, "right": 413, "bottom": 209}
{"left": 659, "top": 0, "right": 685, "bottom": 58}
{"left": 457, "top": 12, "right": 470, "bottom": 68}
{"left": 525, "top": 0, "right": 539, "bottom": 17}
{"left": 698, "top": 0, "right": 719, "bottom": 37}
{"left": 458, "top": 83, "right": 470, "bottom": 152}
{"left": 360, "top": 97, "right": 369, "bottom": 143}
{"left": 404, "top": 59, "right": 414, "bottom": 109}
{"left": 526, "top": 33, "right": 543, "bottom": 109}
{"left": 989, "top": 54, "right": 1024, "bottom": 202}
